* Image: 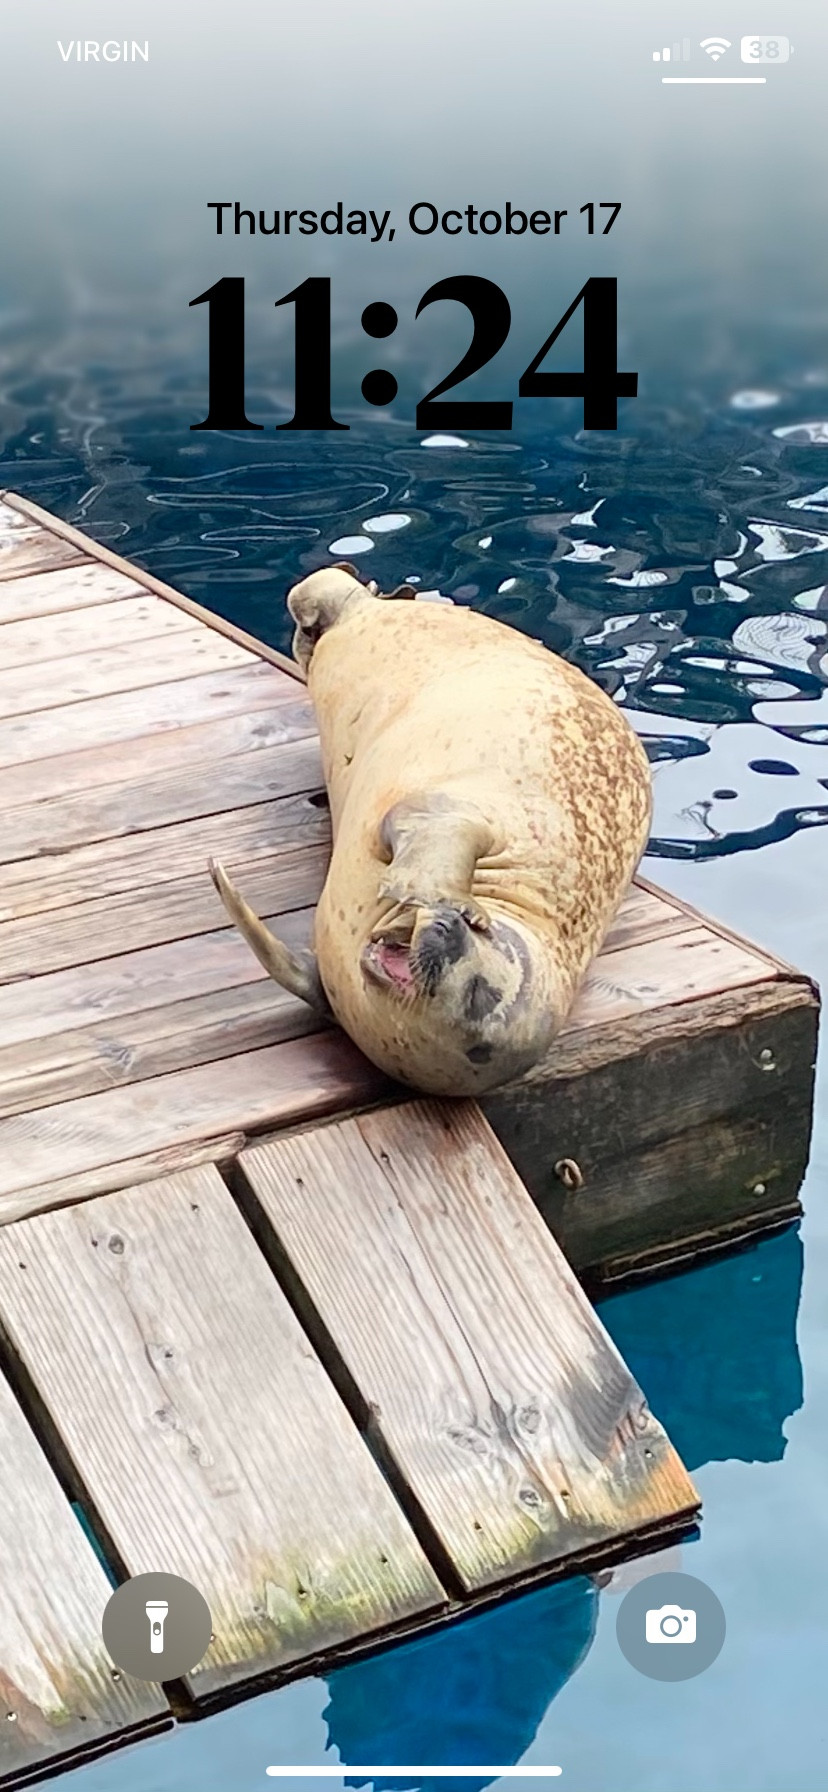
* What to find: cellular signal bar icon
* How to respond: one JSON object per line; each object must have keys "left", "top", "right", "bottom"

{"left": 653, "top": 39, "right": 691, "bottom": 62}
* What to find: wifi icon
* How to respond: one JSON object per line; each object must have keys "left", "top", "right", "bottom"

{"left": 700, "top": 36, "right": 732, "bottom": 61}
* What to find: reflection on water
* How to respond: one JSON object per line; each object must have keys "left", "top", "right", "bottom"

{"left": 598, "top": 1228, "right": 804, "bottom": 1472}
{"left": 325, "top": 1576, "right": 596, "bottom": 1792}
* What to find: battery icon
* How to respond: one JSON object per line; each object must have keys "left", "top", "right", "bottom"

{"left": 740, "top": 35, "right": 792, "bottom": 63}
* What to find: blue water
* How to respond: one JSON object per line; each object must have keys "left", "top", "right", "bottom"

{"left": 2, "top": 297, "right": 828, "bottom": 1792}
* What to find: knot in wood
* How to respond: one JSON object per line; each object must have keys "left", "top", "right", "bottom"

{"left": 554, "top": 1157, "right": 584, "bottom": 1192}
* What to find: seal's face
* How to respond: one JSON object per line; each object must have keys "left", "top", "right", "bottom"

{"left": 359, "top": 905, "right": 552, "bottom": 1090}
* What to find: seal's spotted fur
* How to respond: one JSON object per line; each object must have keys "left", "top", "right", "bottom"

{"left": 210, "top": 569, "right": 652, "bottom": 1095}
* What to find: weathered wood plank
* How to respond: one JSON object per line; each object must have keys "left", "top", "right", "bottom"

{"left": 0, "top": 1135, "right": 248, "bottom": 1225}
{"left": 0, "top": 1370, "right": 169, "bottom": 1783}
{"left": 0, "top": 923, "right": 782, "bottom": 1212}
{"left": 0, "top": 658, "right": 286, "bottom": 769}
{"left": 0, "top": 846, "right": 327, "bottom": 981}
{"left": 0, "top": 897, "right": 692, "bottom": 1118}
{"left": 0, "top": 906, "right": 314, "bottom": 1049}
{"left": 0, "top": 594, "right": 200, "bottom": 671}
{"left": 0, "top": 624, "right": 256, "bottom": 720}
{"left": 0, "top": 502, "right": 86, "bottom": 583}
{"left": 0, "top": 690, "right": 314, "bottom": 811}
{"left": 0, "top": 492, "right": 303, "bottom": 684}
{"left": 0, "top": 981, "right": 317, "bottom": 1118}
{"left": 484, "top": 980, "right": 818, "bottom": 1282}
{"left": 636, "top": 873, "right": 807, "bottom": 980}
{"left": 558, "top": 926, "right": 777, "bottom": 1034}
{"left": 557, "top": 1094, "right": 814, "bottom": 1282}
{"left": 599, "top": 886, "right": 693, "bottom": 956}
{"left": 0, "top": 1033, "right": 387, "bottom": 1219}
{"left": 0, "top": 735, "right": 323, "bottom": 865}
{"left": 0, "top": 1169, "right": 445, "bottom": 1695}
{"left": 0, "top": 792, "right": 328, "bottom": 921}
{"left": 238, "top": 1102, "right": 699, "bottom": 1592}
{"left": 0, "top": 563, "right": 145, "bottom": 624}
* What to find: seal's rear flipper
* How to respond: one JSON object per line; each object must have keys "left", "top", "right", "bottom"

{"left": 208, "top": 858, "right": 330, "bottom": 1015}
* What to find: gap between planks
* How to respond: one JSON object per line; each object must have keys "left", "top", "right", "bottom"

{"left": 0, "top": 1165, "right": 445, "bottom": 1698}
{"left": 235, "top": 1100, "right": 700, "bottom": 1592}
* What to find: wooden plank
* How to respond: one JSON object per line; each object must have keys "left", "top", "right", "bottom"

{"left": 0, "top": 492, "right": 304, "bottom": 685}
{"left": 0, "top": 1033, "right": 387, "bottom": 1219}
{"left": 0, "top": 1135, "right": 248, "bottom": 1225}
{"left": 0, "top": 690, "right": 315, "bottom": 810}
{"left": 0, "top": 502, "right": 86, "bottom": 583}
{"left": 0, "top": 845, "right": 327, "bottom": 981}
{"left": 555, "top": 1090, "right": 814, "bottom": 1282}
{"left": 0, "top": 927, "right": 780, "bottom": 1214}
{"left": 0, "top": 563, "right": 146, "bottom": 624}
{"left": 483, "top": 979, "right": 818, "bottom": 1283}
{"left": 0, "top": 1371, "right": 169, "bottom": 1783}
{"left": 0, "top": 658, "right": 284, "bottom": 769}
{"left": 600, "top": 885, "right": 693, "bottom": 956}
{"left": 0, "top": 893, "right": 688, "bottom": 1117}
{"left": 0, "top": 905, "right": 314, "bottom": 1050}
{"left": 558, "top": 926, "right": 777, "bottom": 1036}
{"left": 0, "top": 624, "right": 256, "bottom": 720}
{"left": 0, "top": 980, "right": 318, "bottom": 1119}
{"left": 0, "top": 792, "right": 329, "bottom": 922}
{"left": 0, "top": 891, "right": 729, "bottom": 1115}
{"left": 0, "top": 594, "right": 200, "bottom": 670}
{"left": 0, "top": 1168, "right": 445, "bottom": 1695}
{"left": 0, "top": 735, "right": 323, "bottom": 865}
{"left": 238, "top": 1102, "right": 699, "bottom": 1593}
{"left": 636, "top": 872, "right": 811, "bottom": 981}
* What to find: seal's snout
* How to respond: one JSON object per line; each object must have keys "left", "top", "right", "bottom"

{"left": 360, "top": 904, "right": 473, "bottom": 999}
{"left": 412, "top": 907, "right": 470, "bottom": 994}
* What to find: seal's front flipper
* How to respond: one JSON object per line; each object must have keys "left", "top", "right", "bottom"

{"left": 376, "top": 795, "right": 494, "bottom": 933}
{"left": 208, "top": 858, "right": 330, "bottom": 1014}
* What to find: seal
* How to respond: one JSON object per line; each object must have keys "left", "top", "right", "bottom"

{"left": 209, "top": 566, "right": 652, "bottom": 1095}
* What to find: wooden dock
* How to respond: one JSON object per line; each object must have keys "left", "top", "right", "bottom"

{"left": 0, "top": 490, "right": 819, "bottom": 1786}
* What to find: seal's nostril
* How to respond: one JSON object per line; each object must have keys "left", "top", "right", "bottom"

{"left": 464, "top": 974, "right": 502, "bottom": 1021}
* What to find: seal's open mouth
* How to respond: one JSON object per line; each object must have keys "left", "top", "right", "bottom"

{"left": 361, "top": 938, "right": 416, "bottom": 992}
{"left": 361, "top": 906, "right": 475, "bottom": 998}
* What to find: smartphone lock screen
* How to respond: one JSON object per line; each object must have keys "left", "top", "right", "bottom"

{"left": 0, "top": 7, "right": 825, "bottom": 1792}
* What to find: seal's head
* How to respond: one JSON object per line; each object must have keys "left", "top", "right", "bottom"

{"left": 358, "top": 901, "right": 558, "bottom": 1094}
{"left": 288, "top": 565, "right": 416, "bottom": 672}
{"left": 288, "top": 565, "right": 367, "bottom": 672}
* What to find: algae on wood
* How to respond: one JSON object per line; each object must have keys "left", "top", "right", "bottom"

{"left": 239, "top": 1100, "right": 700, "bottom": 1593}
{"left": 0, "top": 1369, "right": 168, "bottom": 1784}
{"left": 0, "top": 1167, "right": 444, "bottom": 1699}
